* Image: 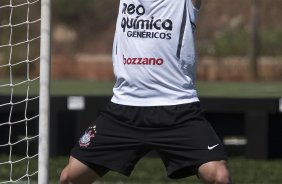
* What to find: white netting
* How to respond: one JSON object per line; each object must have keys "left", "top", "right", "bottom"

{"left": 0, "top": 0, "right": 41, "bottom": 183}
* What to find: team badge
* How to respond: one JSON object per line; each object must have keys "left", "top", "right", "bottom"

{"left": 79, "top": 125, "right": 97, "bottom": 148}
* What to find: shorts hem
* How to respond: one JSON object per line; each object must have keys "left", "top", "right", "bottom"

{"left": 71, "top": 151, "right": 132, "bottom": 177}
{"left": 167, "top": 157, "right": 228, "bottom": 179}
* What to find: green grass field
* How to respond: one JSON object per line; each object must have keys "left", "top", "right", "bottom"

{"left": 1, "top": 155, "right": 282, "bottom": 184}
{"left": 52, "top": 80, "right": 282, "bottom": 97}
{"left": 55, "top": 156, "right": 282, "bottom": 184}
{"left": 51, "top": 80, "right": 282, "bottom": 98}
{"left": 1, "top": 78, "right": 282, "bottom": 97}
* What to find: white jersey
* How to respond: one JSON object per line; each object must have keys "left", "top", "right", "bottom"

{"left": 111, "top": 0, "right": 200, "bottom": 106}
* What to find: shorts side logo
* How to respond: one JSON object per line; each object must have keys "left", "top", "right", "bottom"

{"left": 208, "top": 144, "right": 219, "bottom": 150}
{"left": 79, "top": 125, "right": 97, "bottom": 148}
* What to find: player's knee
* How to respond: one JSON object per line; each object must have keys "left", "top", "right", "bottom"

{"left": 60, "top": 167, "right": 71, "bottom": 184}
{"left": 213, "top": 169, "right": 231, "bottom": 184}
{"left": 201, "top": 170, "right": 231, "bottom": 184}
{"left": 198, "top": 161, "right": 232, "bottom": 184}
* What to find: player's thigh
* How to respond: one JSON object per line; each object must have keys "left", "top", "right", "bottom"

{"left": 61, "top": 156, "right": 99, "bottom": 184}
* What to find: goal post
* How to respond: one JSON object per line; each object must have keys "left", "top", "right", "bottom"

{"left": 0, "top": 0, "right": 51, "bottom": 183}
{"left": 38, "top": 0, "right": 51, "bottom": 184}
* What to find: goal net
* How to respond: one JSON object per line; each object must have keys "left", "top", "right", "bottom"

{"left": 0, "top": 0, "right": 50, "bottom": 183}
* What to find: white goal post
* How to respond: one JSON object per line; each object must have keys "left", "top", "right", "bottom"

{"left": 0, "top": 0, "right": 51, "bottom": 183}
{"left": 39, "top": 0, "right": 51, "bottom": 184}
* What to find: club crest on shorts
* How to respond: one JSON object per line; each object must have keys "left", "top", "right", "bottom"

{"left": 79, "top": 125, "right": 97, "bottom": 148}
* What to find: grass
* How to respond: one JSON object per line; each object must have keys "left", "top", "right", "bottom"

{"left": 93, "top": 157, "right": 282, "bottom": 184}
{"left": 196, "top": 81, "right": 282, "bottom": 98}
{"left": 100, "top": 157, "right": 282, "bottom": 184}
{"left": 1, "top": 155, "right": 282, "bottom": 184}
{"left": 50, "top": 79, "right": 114, "bottom": 96}
{"left": 51, "top": 80, "right": 282, "bottom": 98}
{"left": 1, "top": 78, "right": 282, "bottom": 98}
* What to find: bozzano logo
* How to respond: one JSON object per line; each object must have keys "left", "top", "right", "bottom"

{"left": 121, "top": 3, "right": 173, "bottom": 40}
{"left": 123, "top": 55, "right": 164, "bottom": 66}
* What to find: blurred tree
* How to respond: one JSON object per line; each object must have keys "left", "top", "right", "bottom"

{"left": 249, "top": 0, "right": 261, "bottom": 80}
{"left": 52, "top": 0, "right": 118, "bottom": 31}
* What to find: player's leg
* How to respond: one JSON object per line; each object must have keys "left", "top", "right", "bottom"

{"left": 60, "top": 103, "right": 152, "bottom": 184}
{"left": 197, "top": 160, "right": 232, "bottom": 184}
{"left": 60, "top": 156, "right": 100, "bottom": 184}
{"left": 151, "top": 103, "right": 232, "bottom": 181}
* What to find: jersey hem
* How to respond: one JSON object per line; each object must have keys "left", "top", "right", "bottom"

{"left": 111, "top": 97, "right": 200, "bottom": 106}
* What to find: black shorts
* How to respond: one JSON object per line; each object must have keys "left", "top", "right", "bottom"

{"left": 71, "top": 102, "right": 227, "bottom": 179}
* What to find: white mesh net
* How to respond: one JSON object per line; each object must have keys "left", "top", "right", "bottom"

{"left": 0, "top": 0, "right": 41, "bottom": 183}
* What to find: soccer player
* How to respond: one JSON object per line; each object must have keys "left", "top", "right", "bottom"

{"left": 60, "top": 0, "right": 232, "bottom": 183}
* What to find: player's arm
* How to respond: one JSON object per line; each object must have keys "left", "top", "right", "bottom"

{"left": 192, "top": 0, "right": 202, "bottom": 9}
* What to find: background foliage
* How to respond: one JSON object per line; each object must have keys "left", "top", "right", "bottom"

{"left": 50, "top": 0, "right": 282, "bottom": 56}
